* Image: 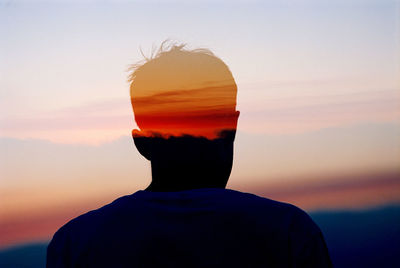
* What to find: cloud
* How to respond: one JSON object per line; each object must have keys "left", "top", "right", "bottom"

{"left": 239, "top": 88, "right": 400, "bottom": 134}
{"left": 0, "top": 87, "right": 399, "bottom": 144}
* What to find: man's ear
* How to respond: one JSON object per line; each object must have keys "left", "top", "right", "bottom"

{"left": 234, "top": 110, "right": 240, "bottom": 127}
{"left": 230, "top": 110, "right": 240, "bottom": 141}
{"left": 132, "top": 129, "right": 152, "bottom": 161}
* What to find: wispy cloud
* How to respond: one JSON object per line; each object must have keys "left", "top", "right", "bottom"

{"left": 238, "top": 170, "right": 400, "bottom": 211}
{"left": 239, "top": 88, "right": 400, "bottom": 134}
{"left": 0, "top": 86, "right": 399, "bottom": 144}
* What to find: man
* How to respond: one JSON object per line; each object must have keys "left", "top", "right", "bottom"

{"left": 47, "top": 44, "right": 332, "bottom": 267}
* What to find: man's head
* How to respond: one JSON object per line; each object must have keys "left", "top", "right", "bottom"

{"left": 129, "top": 43, "right": 239, "bottom": 191}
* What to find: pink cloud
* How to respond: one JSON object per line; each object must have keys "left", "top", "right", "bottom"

{"left": 1, "top": 89, "right": 399, "bottom": 144}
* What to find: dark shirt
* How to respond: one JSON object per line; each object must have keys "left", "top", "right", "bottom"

{"left": 47, "top": 188, "right": 332, "bottom": 267}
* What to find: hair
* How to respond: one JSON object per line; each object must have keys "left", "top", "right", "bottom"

{"left": 128, "top": 41, "right": 216, "bottom": 83}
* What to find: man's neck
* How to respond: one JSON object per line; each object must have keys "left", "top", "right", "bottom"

{"left": 145, "top": 179, "right": 226, "bottom": 192}
{"left": 147, "top": 159, "right": 230, "bottom": 192}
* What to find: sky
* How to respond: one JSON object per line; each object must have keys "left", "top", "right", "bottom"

{"left": 1, "top": 0, "right": 400, "bottom": 248}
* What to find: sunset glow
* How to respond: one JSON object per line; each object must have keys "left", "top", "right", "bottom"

{"left": 1, "top": 0, "right": 399, "bottom": 250}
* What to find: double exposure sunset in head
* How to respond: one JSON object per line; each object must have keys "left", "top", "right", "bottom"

{"left": 129, "top": 43, "right": 239, "bottom": 139}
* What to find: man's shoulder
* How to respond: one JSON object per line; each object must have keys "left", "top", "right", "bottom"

{"left": 59, "top": 193, "right": 140, "bottom": 230}
{"left": 54, "top": 189, "right": 316, "bottom": 234}
{"left": 49, "top": 193, "right": 141, "bottom": 245}
{"left": 224, "top": 189, "right": 313, "bottom": 220}
{"left": 227, "top": 190, "right": 329, "bottom": 262}
{"left": 47, "top": 193, "right": 143, "bottom": 266}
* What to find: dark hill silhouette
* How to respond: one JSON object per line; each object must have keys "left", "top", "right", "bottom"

{"left": 312, "top": 205, "right": 400, "bottom": 268}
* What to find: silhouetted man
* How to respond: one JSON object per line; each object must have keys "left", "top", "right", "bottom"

{"left": 47, "top": 44, "right": 332, "bottom": 267}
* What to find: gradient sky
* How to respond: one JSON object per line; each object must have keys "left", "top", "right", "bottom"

{"left": 1, "top": 0, "right": 400, "bottom": 248}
